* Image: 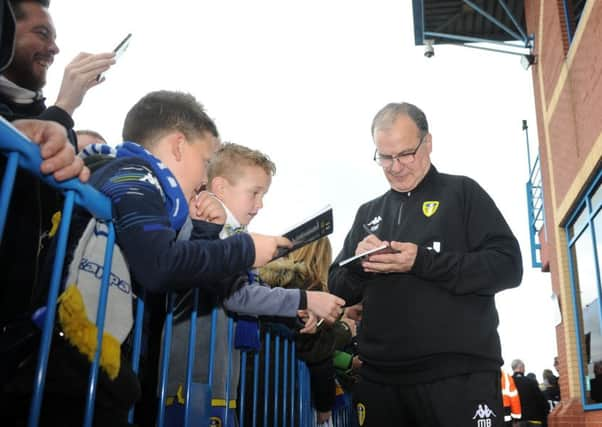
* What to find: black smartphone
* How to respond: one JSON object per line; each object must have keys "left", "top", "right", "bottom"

{"left": 96, "top": 33, "right": 132, "bottom": 82}
{"left": 113, "top": 33, "right": 132, "bottom": 58}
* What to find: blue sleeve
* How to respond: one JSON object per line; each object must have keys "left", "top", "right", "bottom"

{"left": 222, "top": 281, "right": 304, "bottom": 317}
{"left": 191, "top": 219, "right": 222, "bottom": 240}
{"left": 100, "top": 163, "right": 255, "bottom": 293}
{"left": 328, "top": 206, "right": 370, "bottom": 306}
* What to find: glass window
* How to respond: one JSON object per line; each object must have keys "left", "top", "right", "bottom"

{"left": 592, "top": 182, "right": 601, "bottom": 213}
{"left": 574, "top": 230, "right": 597, "bottom": 308}
{"left": 571, "top": 205, "right": 589, "bottom": 240}
{"left": 574, "top": 229, "right": 601, "bottom": 405}
{"left": 567, "top": 169, "right": 602, "bottom": 408}
{"left": 563, "top": 0, "right": 589, "bottom": 45}
{"left": 593, "top": 210, "right": 602, "bottom": 279}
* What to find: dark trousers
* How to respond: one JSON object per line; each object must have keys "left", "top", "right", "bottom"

{"left": 352, "top": 371, "right": 504, "bottom": 427}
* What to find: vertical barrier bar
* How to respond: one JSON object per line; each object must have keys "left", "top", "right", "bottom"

{"left": 183, "top": 289, "right": 200, "bottom": 427}
{"left": 208, "top": 308, "right": 218, "bottom": 386}
{"left": 290, "top": 340, "right": 296, "bottom": 427}
{"left": 273, "top": 334, "right": 280, "bottom": 427}
{"left": 252, "top": 351, "right": 260, "bottom": 427}
{"left": 239, "top": 351, "right": 248, "bottom": 427}
{"left": 307, "top": 365, "right": 314, "bottom": 427}
{"left": 263, "top": 330, "right": 271, "bottom": 427}
{"left": 302, "top": 363, "right": 310, "bottom": 427}
{"left": 282, "top": 339, "right": 288, "bottom": 427}
{"left": 298, "top": 361, "right": 303, "bottom": 427}
{"left": 0, "top": 151, "right": 18, "bottom": 241}
{"left": 157, "top": 292, "right": 175, "bottom": 427}
{"left": 347, "top": 403, "right": 351, "bottom": 426}
{"left": 224, "top": 317, "right": 235, "bottom": 427}
{"left": 83, "top": 222, "right": 116, "bottom": 427}
{"left": 307, "top": 367, "right": 313, "bottom": 427}
{"left": 128, "top": 292, "right": 146, "bottom": 423}
{"left": 28, "top": 191, "right": 75, "bottom": 427}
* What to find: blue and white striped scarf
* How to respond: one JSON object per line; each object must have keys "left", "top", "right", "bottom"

{"left": 116, "top": 141, "right": 189, "bottom": 231}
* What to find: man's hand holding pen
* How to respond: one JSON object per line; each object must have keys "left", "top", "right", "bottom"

{"left": 361, "top": 241, "right": 418, "bottom": 273}
{"left": 358, "top": 224, "right": 418, "bottom": 274}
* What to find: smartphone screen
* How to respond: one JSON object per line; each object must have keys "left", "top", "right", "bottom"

{"left": 96, "top": 33, "right": 132, "bottom": 82}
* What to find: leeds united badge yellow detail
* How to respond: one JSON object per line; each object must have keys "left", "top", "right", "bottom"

{"left": 422, "top": 201, "right": 439, "bottom": 217}
{"left": 357, "top": 402, "right": 366, "bottom": 426}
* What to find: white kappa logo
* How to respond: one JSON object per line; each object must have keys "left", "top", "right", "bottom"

{"left": 366, "top": 216, "right": 382, "bottom": 231}
{"left": 472, "top": 404, "right": 496, "bottom": 427}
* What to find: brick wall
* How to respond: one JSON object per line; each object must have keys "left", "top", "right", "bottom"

{"left": 526, "top": 0, "right": 602, "bottom": 424}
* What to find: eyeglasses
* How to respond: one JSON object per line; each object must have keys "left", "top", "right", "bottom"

{"left": 373, "top": 135, "right": 426, "bottom": 169}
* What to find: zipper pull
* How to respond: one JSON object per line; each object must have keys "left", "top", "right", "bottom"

{"left": 397, "top": 200, "right": 404, "bottom": 225}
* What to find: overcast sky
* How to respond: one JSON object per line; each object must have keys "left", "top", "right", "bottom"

{"left": 44, "top": 0, "right": 558, "bottom": 378}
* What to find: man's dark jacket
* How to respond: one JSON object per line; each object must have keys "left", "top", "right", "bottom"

{"left": 0, "top": 93, "right": 76, "bottom": 324}
{"left": 513, "top": 372, "right": 549, "bottom": 422}
{"left": 329, "top": 165, "right": 523, "bottom": 385}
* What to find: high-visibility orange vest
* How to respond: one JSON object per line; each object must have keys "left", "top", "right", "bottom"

{"left": 501, "top": 370, "right": 522, "bottom": 422}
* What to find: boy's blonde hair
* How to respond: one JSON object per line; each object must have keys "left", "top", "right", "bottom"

{"left": 207, "top": 142, "right": 276, "bottom": 184}
{"left": 287, "top": 237, "right": 332, "bottom": 292}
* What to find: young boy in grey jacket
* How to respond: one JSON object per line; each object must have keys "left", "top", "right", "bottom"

{"left": 165, "top": 143, "right": 344, "bottom": 426}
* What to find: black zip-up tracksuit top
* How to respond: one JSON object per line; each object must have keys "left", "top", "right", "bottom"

{"left": 329, "top": 165, "right": 522, "bottom": 385}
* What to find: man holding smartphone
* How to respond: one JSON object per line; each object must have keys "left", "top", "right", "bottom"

{"left": 1, "top": 1, "right": 115, "bottom": 134}
{"left": 0, "top": 0, "right": 113, "bottom": 327}
{"left": 329, "top": 102, "right": 523, "bottom": 427}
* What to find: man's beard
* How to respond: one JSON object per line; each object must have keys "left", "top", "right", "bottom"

{"left": 5, "top": 54, "right": 46, "bottom": 91}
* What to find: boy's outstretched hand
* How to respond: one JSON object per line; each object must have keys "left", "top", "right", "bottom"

{"left": 298, "top": 309, "right": 318, "bottom": 334}
{"left": 306, "top": 291, "right": 345, "bottom": 324}
{"left": 249, "top": 233, "right": 292, "bottom": 267}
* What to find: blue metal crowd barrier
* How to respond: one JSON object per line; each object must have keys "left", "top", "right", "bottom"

{"left": 0, "top": 118, "right": 356, "bottom": 427}
{"left": 0, "top": 117, "right": 115, "bottom": 427}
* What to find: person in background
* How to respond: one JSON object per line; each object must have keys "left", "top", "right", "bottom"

{"left": 258, "top": 237, "right": 352, "bottom": 426}
{"left": 501, "top": 369, "right": 522, "bottom": 426}
{"left": 75, "top": 128, "right": 106, "bottom": 152}
{"left": 589, "top": 361, "right": 602, "bottom": 403}
{"left": 541, "top": 369, "right": 560, "bottom": 410}
{"left": 553, "top": 356, "right": 561, "bottom": 399}
{"left": 511, "top": 359, "right": 549, "bottom": 426}
{"left": 1, "top": 0, "right": 115, "bottom": 142}
{"left": 0, "top": 0, "right": 107, "bottom": 325}
{"left": 333, "top": 303, "right": 362, "bottom": 393}
{"left": 0, "top": 0, "right": 87, "bottom": 394}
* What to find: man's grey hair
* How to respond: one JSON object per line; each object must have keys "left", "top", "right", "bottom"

{"left": 511, "top": 359, "right": 525, "bottom": 371}
{"left": 371, "top": 102, "right": 429, "bottom": 139}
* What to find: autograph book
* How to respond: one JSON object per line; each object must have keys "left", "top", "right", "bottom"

{"left": 272, "top": 205, "right": 333, "bottom": 260}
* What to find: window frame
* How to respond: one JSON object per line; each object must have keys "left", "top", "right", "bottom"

{"left": 567, "top": 168, "right": 602, "bottom": 410}
{"left": 562, "top": 0, "right": 589, "bottom": 46}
